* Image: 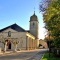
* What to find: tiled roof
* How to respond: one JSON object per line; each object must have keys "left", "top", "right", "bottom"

{"left": 0, "top": 23, "right": 26, "bottom": 32}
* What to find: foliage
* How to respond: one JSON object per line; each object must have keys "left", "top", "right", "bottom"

{"left": 40, "top": 0, "right": 60, "bottom": 48}
{"left": 39, "top": 0, "right": 51, "bottom": 12}
{"left": 12, "top": 40, "right": 19, "bottom": 46}
{"left": 42, "top": 53, "right": 60, "bottom": 60}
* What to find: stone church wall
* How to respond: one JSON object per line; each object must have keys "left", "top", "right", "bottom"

{"left": 0, "top": 28, "right": 27, "bottom": 50}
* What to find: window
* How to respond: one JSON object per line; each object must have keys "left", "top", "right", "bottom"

{"left": 33, "top": 22, "right": 35, "bottom": 27}
{"left": 8, "top": 31, "right": 11, "bottom": 37}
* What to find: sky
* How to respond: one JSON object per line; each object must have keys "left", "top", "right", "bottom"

{"left": 0, "top": 0, "right": 46, "bottom": 39}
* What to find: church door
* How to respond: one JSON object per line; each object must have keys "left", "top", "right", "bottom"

{"left": 8, "top": 43, "right": 11, "bottom": 49}
{"left": 8, "top": 41, "right": 11, "bottom": 49}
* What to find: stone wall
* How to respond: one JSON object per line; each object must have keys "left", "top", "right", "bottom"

{"left": 39, "top": 40, "right": 48, "bottom": 48}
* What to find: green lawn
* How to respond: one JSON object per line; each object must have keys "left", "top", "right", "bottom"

{"left": 42, "top": 53, "right": 60, "bottom": 60}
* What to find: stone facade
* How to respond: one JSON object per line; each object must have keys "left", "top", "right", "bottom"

{"left": 39, "top": 40, "right": 48, "bottom": 48}
{"left": 0, "top": 27, "right": 37, "bottom": 51}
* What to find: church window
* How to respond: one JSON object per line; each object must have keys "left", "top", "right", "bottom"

{"left": 33, "top": 23, "right": 34, "bottom": 25}
{"left": 8, "top": 31, "right": 11, "bottom": 37}
{"left": 33, "top": 22, "right": 35, "bottom": 27}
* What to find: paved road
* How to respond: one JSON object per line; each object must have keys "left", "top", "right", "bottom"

{"left": 0, "top": 49, "right": 48, "bottom": 60}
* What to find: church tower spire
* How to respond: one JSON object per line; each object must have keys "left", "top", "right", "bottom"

{"left": 34, "top": 7, "right": 35, "bottom": 15}
{"left": 29, "top": 11, "right": 39, "bottom": 39}
{"left": 34, "top": 11, "right": 35, "bottom": 15}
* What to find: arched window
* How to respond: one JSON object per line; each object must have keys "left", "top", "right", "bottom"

{"left": 8, "top": 31, "right": 11, "bottom": 37}
{"left": 33, "top": 22, "right": 35, "bottom": 27}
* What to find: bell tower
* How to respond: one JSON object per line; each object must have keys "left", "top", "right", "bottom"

{"left": 29, "top": 11, "right": 39, "bottom": 39}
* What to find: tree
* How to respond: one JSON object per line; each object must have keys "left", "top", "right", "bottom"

{"left": 39, "top": 0, "right": 51, "bottom": 12}
{"left": 0, "top": 35, "right": 7, "bottom": 52}
{"left": 39, "top": 0, "right": 60, "bottom": 48}
{"left": 12, "top": 40, "right": 19, "bottom": 52}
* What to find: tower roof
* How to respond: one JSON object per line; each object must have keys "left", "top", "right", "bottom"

{"left": 30, "top": 11, "right": 38, "bottom": 21}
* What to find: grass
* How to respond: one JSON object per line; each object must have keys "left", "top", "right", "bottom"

{"left": 42, "top": 53, "right": 60, "bottom": 60}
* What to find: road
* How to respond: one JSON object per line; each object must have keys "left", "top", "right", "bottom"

{"left": 0, "top": 49, "right": 48, "bottom": 60}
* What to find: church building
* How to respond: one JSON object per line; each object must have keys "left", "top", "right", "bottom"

{"left": 0, "top": 12, "right": 39, "bottom": 51}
